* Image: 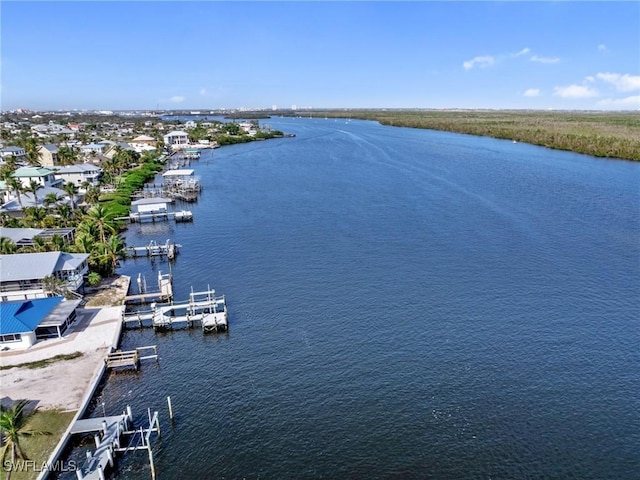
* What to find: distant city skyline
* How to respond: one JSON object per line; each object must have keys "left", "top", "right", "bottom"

{"left": 2, "top": 1, "right": 639, "bottom": 111}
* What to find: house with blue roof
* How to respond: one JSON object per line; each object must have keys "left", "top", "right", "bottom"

{"left": 0, "top": 296, "right": 80, "bottom": 350}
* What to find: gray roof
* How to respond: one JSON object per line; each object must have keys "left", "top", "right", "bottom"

{"left": 0, "top": 186, "right": 68, "bottom": 211}
{"left": 0, "top": 252, "right": 89, "bottom": 282}
{"left": 131, "top": 197, "right": 172, "bottom": 206}
{"left": 0, "top": 227, "right": 44, "bottom": 243}
{"left": 39, "top": 144, "right": 59, "bottom": 153}
{"left": 54, "top": 164, "right": 102, "bottom": 174}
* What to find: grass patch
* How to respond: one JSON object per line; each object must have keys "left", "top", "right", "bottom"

{"left": 0, "top": 409, "right": 75, "bottom": 480}
{"left": 0, "top": 352, "right": 84, "bottom": 371}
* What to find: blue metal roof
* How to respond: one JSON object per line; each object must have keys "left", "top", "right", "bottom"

{"left": 0, "top": 296, "right": 64, "bottom": 335}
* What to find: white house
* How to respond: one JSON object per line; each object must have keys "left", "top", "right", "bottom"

{"left": 54, "top": 164, "right": 103, "bottom": 186}
{"left": 79, "top": 143, "right": 106, "bottom": 156}
{"left": 11, "top": 166, "right": 63, "bottom": 189}
{"left": 0, "top": 251, "right": 90, "bottom": 301}
{"left": 0, "top": 146, "right": 27, "bottom": 163}
{"left": 163, "top": 131, "right": 190, "bottom": 150}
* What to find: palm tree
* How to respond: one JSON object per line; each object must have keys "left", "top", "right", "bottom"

{"left": 85, "top": 205, "right": 116, "bottom": 244}
{"left": 0, "top": 237, "right": 17, "bottom": 254}
{"left": 25, "top": 180, "right": 42, "bottom": 208}
{"left": 73, "top": 231, "right": 95, "bottom": 255}
{"left": 43, "top": 192, "right": 60, "bottom": 210}
{"left": 62, "top": 182, "right": 78, "bottom": 210}
{"left": 42, "top": 275, "right": 67, "bottom": 296}
{"left": 55, "top": 203, "right": 72, "bottom": 226}
{"left": 22, "top": 207, "right": 48, "bottom": 229}
{"left": 57, "top": 145, "right": 78, "bottom": 166}
{"left": 4, "top": 177, "right": 24, "bottom": 209}
{"left": 24, "top": 138, "right": 41, "bottom": 167}
{"left": 0, "top": 399, "right": 51, "bottom": 480}
{"left": 84, "top": 186, "right": 101, "bottom": 205}
{"left": 97, "top": 233, "right": 127, "bottom": 275}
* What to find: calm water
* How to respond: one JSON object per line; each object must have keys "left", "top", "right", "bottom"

{"left": 71, "top": 118, "right": 639, "bottom": 479}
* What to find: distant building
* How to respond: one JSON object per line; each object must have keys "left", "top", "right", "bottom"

{"left": 37, "top": 144, "right": 60, "bottom": 166}
{"left": 163, "top": 131, "right": 190, "bottom": 150}
{"left": 0, "top": 146, "right": 27, "bottom": 163}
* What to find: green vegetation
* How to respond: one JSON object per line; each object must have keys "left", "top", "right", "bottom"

{"left": 295, "top": 109, "right": 640, "bottom": 161}
{"left": 0, "top": 352, "right": 84, "bottom": 371}
{"left": 0, "top": 406, "right": 74, "bottom": 480}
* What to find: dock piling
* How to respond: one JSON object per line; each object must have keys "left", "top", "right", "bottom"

{"left": 167, "top": 396, "right": 174, "bottom": 421}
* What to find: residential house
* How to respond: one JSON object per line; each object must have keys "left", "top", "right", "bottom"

{"left": 2, "top": 167, "right": 67, "bottom": 213}
{"left": 0, "top": 251, "right": 89, "bottom": 301}
{"left": 37, "top": 144, "right": 60, "bottom": 166}
{"left": 0, "top": 186, "right": 68, "bottom": 213}
{"left": 0, "top": 227, "right": 76, "bottom": 248}
{"left": 130, "top": 135, "right": 157, "bottom": 154}
{"left": 79, "top": 143, "right": 106, "bottom": 156}
{"left": 103, "top": 142, "right": 135, "bottom": 160}
{"left": 163, "top": 131, "right": 190, "bottom": 150}
{"left": 0, "top": 146, "right": 27, "bottom": 164}
{"left": 54, "top": 164, "right": 103, "bottom": 187}
{"left": 12, "top": 166, "right": 63, "bottom": 189}
{"left": 0, "top": 296, "right": 81, "bottom": 350}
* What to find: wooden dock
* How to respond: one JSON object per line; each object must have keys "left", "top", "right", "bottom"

{"left": 105, "top": 346, "right": 158, "bottom": 371}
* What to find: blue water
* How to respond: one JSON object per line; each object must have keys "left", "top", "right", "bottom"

{"left": 71, "top": 118, "right": 640, "bottom": 479}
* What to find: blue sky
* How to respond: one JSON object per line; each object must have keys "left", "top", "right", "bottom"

{"left": 2, "top": 1, "right": 639, "bottom": 111}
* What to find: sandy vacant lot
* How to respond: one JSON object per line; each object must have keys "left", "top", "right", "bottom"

{"left": 0, "top": 276, "right": 129, "bottom": 412}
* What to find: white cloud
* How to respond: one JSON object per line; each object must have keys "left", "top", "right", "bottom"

{"left": 169, "top": 96, "right": 185, "bottom": 103}
{"left": 597, "top": 44, "right": 607, "bottom": 52}
{"left": 595, "top": 73, "right": 640, "bottom": 92}
{"left": 200, "top": 88, "right": 207, "bottom": 95}
{"left": 513, "top": 48, "right": 531, "bottom": 57}
{"left": 597, "top": 95, "right": 640, "bottom": 107}
{"left": 530, "top": 55, "right": 560, "bottom": 64}
{"left": 553, "top": 84, "right": 599, "bottom": 98}
{"left": 463, "top": 55, "right": 495, "bottom": 70}
{"left": 524, "top": 88, "right": 541, "bottom": 97}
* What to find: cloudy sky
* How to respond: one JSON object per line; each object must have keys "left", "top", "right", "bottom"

{"left": 2, "top": 1, "right": 638, "bottom": 111}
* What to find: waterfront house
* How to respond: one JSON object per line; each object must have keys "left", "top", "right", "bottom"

{"left": 37, "top": 144, "right": 60, "bottom": 166}
{"left": 0, "top": 296, "right": 81, "bottom": 350}
{"left": 163, "top": 131, "right": 190, "bottom": 150}
{"left": 0, "top": 251, "right": 89, "bottom": 301}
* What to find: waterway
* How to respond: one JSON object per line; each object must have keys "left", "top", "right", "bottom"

{"left": 66, "top": 117, "right": 639, "bottom": 479}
